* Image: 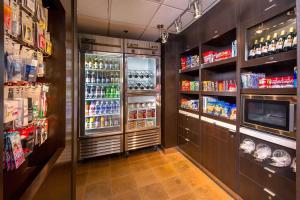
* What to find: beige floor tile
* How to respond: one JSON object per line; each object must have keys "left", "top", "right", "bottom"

{"left": 171, "top": 159, "right": 192, "bottom": 173}
{"left": 130, "top": 161, "right": 151, "bottom": 173}
{"left": 170, "top": 192, "right": 197, "bottom": 200}
{"left": 147, "top": 157, "right": 168, "bottom": 168}
{"left": 153, "top": 164, "right": 178, "bottom": 180}
{"left": 77, "top": 172, "right": 88, "bottom": 188}
{"left": 111, "top": 190, "right": 142, "bottom": 200}
{"left": 134, "top": 169, "right": 159, "bottom": 188}
{"left": 86, "top": 167, "right": 111, "bottom": 185}
{"left": 110, "top": 165, "right": 132, "bottom": 178}
{"left": 84, "top": 182, "right": 112, "bottom": 200}
{"left": 139, "top": 183, "right": 170, "bottom": 200}
{"left": 162, "top": 176, "right": 191, "bottom": 198}
{"left": 111, "top": 175, "right": 137, "bottom": 195}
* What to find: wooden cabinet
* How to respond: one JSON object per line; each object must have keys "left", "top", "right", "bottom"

{"left": 178, "top": 114, "right": 201, "bottom": 163}
{"left": 201, "top": 0, "right": 236, "bottom": 43}
{"left": 201, "top": 121, "right": 236, "bottom": 191}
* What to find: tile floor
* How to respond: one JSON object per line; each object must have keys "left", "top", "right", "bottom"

{"left": 76, "top": 148, "right": 233, "bottom": 200}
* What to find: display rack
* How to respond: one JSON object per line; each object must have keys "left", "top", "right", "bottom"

{"left": 1, "top": 1, "right": 66, "bottom": 199}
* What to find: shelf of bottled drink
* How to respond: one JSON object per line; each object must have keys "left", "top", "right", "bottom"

{"left": 128, "top": 117, "right": 156, "bottom": 121}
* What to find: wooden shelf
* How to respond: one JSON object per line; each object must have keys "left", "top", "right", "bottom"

{"left": 180, "top": 91, "right": 199, "bottom": 95}
{"left": 180, "top": 108, "right": 199, "bottom": 115}
{"left": 202, "top": 113, "right": 236, "bottom": 125}
{"left": 179, "top": 66, "right": 200, "bottom": 74}
{"left": 241, "top": 88, "right": 297, "bottom": 95}
{"left": 243, "top": 49, "right": 297, "bottom": 69}
{"left": 201, "top": 91, "right": 237, "bottom": 97}
{"left": 201, "top": 57, "right": 236, "bottom": 69}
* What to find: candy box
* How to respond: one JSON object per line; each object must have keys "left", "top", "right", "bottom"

{"left": 202, "top": 51, "right": 215, "bottom": 64}
{"left": 181, "top": 57, "right": 187, "bottom": 70}
{"left": 214, "top": 50, "right": 232, "bottom": 61}
{"left": 181, "top": 80, "right": 190, "bottom": 91}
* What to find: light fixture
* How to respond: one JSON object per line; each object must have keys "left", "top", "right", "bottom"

{"left": 189, "top": 0, "right": 202, "bottom": 19}
{"left": 174, "top": 17, "right": 182, "bottom": 33}
{"left": 157, "top": 24, "right": 169, "bottom": 44}
{"left": 255, "top": 23, "right": 264, "bottom": 34}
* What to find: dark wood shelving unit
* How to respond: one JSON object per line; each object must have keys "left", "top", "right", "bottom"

{"left": 243, "top": 49, "right": 297, "bottom": 69}
{"left": 241, "top": 88, "right": 297, "bottom": 95}
{"left": 201, "top": 57, "right": 237, "bottom": 69}
{"left": 179, "top": 66, "right": 200, "bottom": 74}
{"left": 180, "top": 90, "right": 200, "bottom": 95}
{"left": 202, "top": 113, "right": 236, "bottom": 125}
{"left": 201, "top": 91, "right": 237, "bottom": 97}
{"left": 179, "top": 108, "right": 199, "bottom": 115}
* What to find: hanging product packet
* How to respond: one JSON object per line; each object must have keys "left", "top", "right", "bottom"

{"left": 22, "top": 11, "right": 34, "bottom": 46}
{"left": 5, "top": 131, "right": 26, "bottom": 170}
{"left": 4, "top": 0, "right": 12, "bottom": 32}
{"left": 11, "top": 1, "right": 21, "bottom": 37}
{"left": 22, "top": 0, "right": 36, "bottom": 14}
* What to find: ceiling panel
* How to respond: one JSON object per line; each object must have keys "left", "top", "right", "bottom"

{"left": 109, "top": 21, "right": 145, "bottom": 39}
{"left": 78, "top": 15, "right": 108, "bottom": 35}
{"left": 163, "top": 0, "right": 189, "bottom": 10}
{"left": 140, "top": 27, "right": 160, "bottom": 41}
{"left": 77, "top": 0, "right": 109, "bottom": 19}
{"left": 150, "top": 5, "right": 182, "bottom": 28}
{"left": 111, "top": 0, "right": 160, "bottom": 26}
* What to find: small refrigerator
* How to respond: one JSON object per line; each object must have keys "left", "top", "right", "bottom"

{"left": 124, "top": 39, "right": 161, "bottom": 153}
{"left": 79, "top": 35, "right": 124, "bottom": 160}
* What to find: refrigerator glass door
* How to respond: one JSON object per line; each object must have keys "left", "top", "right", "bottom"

{"left": 126, "top": 56, "right": 160, "bottom": 93}
{"left": 126, "top": 95, "right": 160, "bottom": 132}
{"left": 83, "top": 52, "right": 123, "bottom": 136}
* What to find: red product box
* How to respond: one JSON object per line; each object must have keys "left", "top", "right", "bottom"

{"left": 181, "top": 80, "right": 190, "bottom": 91}
{"left": 202, "top": 51, "right": 215, "bottom": 64}
{"left": 181, "top": 57, "right": 187, "bottom": 70}
{"left": 214, "top": 50, "right": 232, "bottom": 61}
{"left": 258, "top": 78, "right": 271, "bottom": 88}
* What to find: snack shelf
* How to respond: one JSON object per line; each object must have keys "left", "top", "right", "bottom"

{"left": 241, "top": 88, "right": 297, "bottom": 95}
{"left": 180, "top": 108, "right": 199, "bottom": 115}
{"left": 243, "top": 49, "right": 297, "bottom": 69}
{"left": 202, "top": 113, "right": 236, "bottom": 125}
{"left": 180, "top": 91, "right": 199, "bottom": 95}
{"left": 201, "top": 57, "right": 237, "bottom": 69}
{"left": 179, "top": 66, "right": 200, "bottom": 74}
{"left": 201, "top": 91, "right": 237, "bottom": 97}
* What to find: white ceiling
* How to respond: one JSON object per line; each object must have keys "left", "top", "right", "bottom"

{"left": 77, "top": 0, "right": 219, "bottom": 41}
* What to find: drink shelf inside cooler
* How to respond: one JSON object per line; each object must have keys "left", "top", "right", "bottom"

{"left": 85, "top": 69, "right": 121, "bottom": 72}
{"left": 85, "top": 113, "right": 120, "bottom": 117}
{"left": 86, "top": 83, "right": 120, "bottom": 85}
{"left": 85, "top": 125, "right": 121, "bottom": 130}
{"left": 86, "top": 98, "right": 120, "bottom": 101}
{"left": 128, "top": 107, "right": 156, "bottom": 111}
{"left": 128, "top": 117, "right": 156, "bottom": 121}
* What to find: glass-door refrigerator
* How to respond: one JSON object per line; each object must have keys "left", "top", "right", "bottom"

{"left": 79, "top": 35, "right": 124, "bottom": 160}
{"left": 124, "top": 39, "right": 161, "bottom": 154}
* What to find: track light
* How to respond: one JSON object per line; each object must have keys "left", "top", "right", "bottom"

{"left": 157, "top": 24, "right": 168, "bottom": 44}
{"left": 174, "top": 17, "right": 182, "bottom": 33}
{"left": 189, "top": 0, "right": 202, "bottom": 19}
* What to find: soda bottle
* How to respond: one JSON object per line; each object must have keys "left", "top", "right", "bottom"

{"left": 85, "top": 55, "right": 89, "bottom": 68}
{"left": 95, "top": 101, "right": 100, "bottom": 115}
{"left": 109, "top": 116, "right": 113, "bottom": 127}
{"left": 96, "top": 71, "right": 101, "bottom": 83}
{"left": 102, "top": 101, "right": 107, "bottom": 114}
{"left": 95, "top": 117, "right": 99, "bottom": 128}
{"left": 115, "top": 86, "right": 120, "bottom": 98}
{"left": 86, "top": 71, "right": 91, "bottom": 83}
{"left": 106, "top": 72, "right": 110, "bottom": 83}
{"left": 85, "top": 86, "right": 90, "bottom": 98}
{"left": 106, "top": 101, "right": 111, "bottom": 114}
{"left": 85, "top": 118, "right": 90, "bottom": 129}
{"left": 101, "top": 72, "right": 105, "bottom": 84}
{"left": 106, "top": 86, "right": 110, "bottom": 98}
{"left": 100, "top": 116, "right": 105, "bottom": 127}
{"left": 109, "top": 59, "right": 113, "bottom": 70}
{"left": 85, "top": 101, "right": 90, "bottom": 116}
{"left": 112, "top": 101, "right": 116, "bottom": 114}
{"left": 91, "top": 71, "right": 95, "bottom": 83}
{"left": 114, "top": 59, "right": 120, "bottom": 70}
{"left": 99, "top": 58, "right": 104, "bottom": 69}
{"left": 90, "top": 117, "right": 95, "bottom": 128}
{"left": 104, "top": 59, "right": 108, "bottom": 69}
{"left": 104, "top": 116, "right": 109, "bottom": 127}
{"left": 89, "top": 101, "right": 95, "bottom": 116}
{"left": 87, "top": 56, "right": 93, "bottom": 69}
{"left": 114, "top": 117, "right": 119, "bottom": 126}
{"left": 111, "top": 72, "right": 114, "bottom": 83}
{"left": 100, "top": 86, "right": 104, "bottom": 98}
{"left": 116, "top": 100, "right": 120, "bottom": 113}
{"left": 115, "top": 72, "right": 119, "bottom": 83}
{"left": 91, "top": 86, "right": 96, "bottom": 98}
{"left": 110, "top": 85, "right": 115, "bottom": 98}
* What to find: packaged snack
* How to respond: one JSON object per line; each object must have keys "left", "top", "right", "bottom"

{"left": 202, "top": 51, "right": 215, "bottom": 64}
{"left": 181, "top": 57, "right": 187, "bottom": 70}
